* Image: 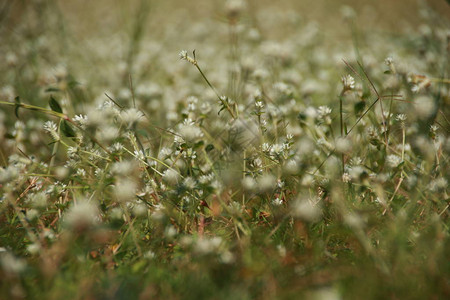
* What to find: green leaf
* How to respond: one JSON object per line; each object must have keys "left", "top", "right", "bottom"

{"left": 49, "top": 96, "right": 63, "bottom": 113}
{"left": 60, "top": 120, "right": 76, "bottom": 137}
{"left": 4, "top": 133, "right": 15, "bottom": 139}
{"left": 14, "top": 96, "right": 21, "bottom": 119}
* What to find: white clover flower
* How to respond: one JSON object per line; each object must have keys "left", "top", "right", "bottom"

{"left": 194, "top": 237, "right": 222, "bottom": 255}
{"left": 427, "top": 177, "right": 447, "bottom": 192}
{"left": 272, "top": 197, "right": 283, "bottom": 206}
{"left": 242, "top": 176, "right": 257, "bottom": 191}
{"left": 340, "top": 5, "right": 356, "bottom": 19}
{"left": 110, "top": 142, "right": 124, "bottom": 152}
{"left": 110, "top": 207, "right": 124, "bottom": 220}
{"left": 211, "top": 180, "right": 223, "bottom": 192}
{"left": 199, "top": 173, "right": 214, "bottom": 185}
{"left": 430, "top": 124, "right": 439, "bottom": 133}
{"left": 133, "top": 150, "right": 146, "bottom": 161}
{"left": 341, "top": 74, "right": 355, "bottom": 91}
{"left": 29, "top": 191, "right": 48, "bottom": 209}
{"left": 43, "top": 121, "right": 59, "bottom": 141}
{"left": 317, "top": 106, "right": 332, "bottom": 125}
{"left": 120, "top": 108, "right": 144, "bottom": 126}
{"left": 165, "top": 226, "right": 177, "bottom": 239}
{"left": 344, "top": 213, "right": 364, "bottom": 229}
{"left": 318, "top": 106, "right": 332, "bottom": 116}
{"left": 255, "top": 100, "right": 264, "bottom": 109}
{"left": 273, "top": 82, "right": 291, "bottom": 95}
{"left": 97, "top": 125, "right": 119, "bottom": 143}
{"left": 27, "top": 243, "right": 41, "bottom": 255}
{"left": 349, "top": 166, "right": 365, "bottom": 180}
{"left": 304, "top": 106, "right": 318, "bottom": 119}
{"left": 132, "top": 202, "right": 147, "bottom": 217}
{"left": 291, "top": 196, "right": 322, "bottom": 222}
{"left": 396, "top": 114, "right": 407, "bottom": 122}
{"left": 225, "top": 0, "right": 246, "bottom": 16}
{"left": 0, "top": 252, "right": 26, "bottom": 275}
{"left": 114, "top": 179, "right": 138, "bottom": 202}
{"left": 284, "top": 159, "right": 298, "bottom": 174}
{"left": 270, "top": 143, "right": 284, "bottom": 156}
{"left": 0, "top": 165, "right": 19, "bottom": 184}
{"left": 261, "top": 143, "right": 271, "bottom": 153}
{"left": 220, "top": 251, "right": 235, "bottom": 264}
{"left": 386, "top": 154, "right": 402, "bottom": 168}
{"left": 257, "top": 174, "right": 276, "bottom": 192}
{"left": 76, "top": 169, "right": 86, "bottom": 177}
{"left": 349, "top": 157, "right": 363, "bottom": 166}
{"left": 384, "top": 57, "right": 394, "bottom": 66}
{"left": 179, "top": 50, "right": 196, "bottom": 65}
{"left": 335, "top": 137, "right": 352, "bottom": 153}
{"left": 73, "top": 114, "right": 88, "bottom": 128}
{"left": 179, "top": 50, "right": 188, "bottom": 60}
{"left": 342, "top": 172, "right": 351, "bottom": 183}
{"left": 64, "top": 200, "right": 99, "bottom": 230}
{"left": 162, "top": 169, "right": 180, "bottom": 184}
{"left": 112, "top": 160, "right": 138, "bottom": 176}
{"left": 178, "top": 119, "right": 203, "bottom": 143}
{"left": 183, "top": 177, "right": 196, "bottom": 190}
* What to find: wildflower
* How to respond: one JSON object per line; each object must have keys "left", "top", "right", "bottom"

{"left": 384, "top": 57, "right": 394, "bottom": 66}
{"left": 386, "top": 154, "right": 402, "bottom": 168}
{"left": 73, "top": 114, "right": 88, "bottom": 129}
{"left": 257, "top": 174, "right": 276, "bottom": 192}
{"left": 162, "top": 168, "right": 180, "bottom": 184}
{"left": 396, "top": 114, "right": 407, "bottom": 122}
{"left": 341, "top": 74, "right": 355, "bottom": 91}
{"left": 317, "top": 106, "right": 332, "bottom": 125}
{"left": 97, "top": 125, "right": 119, "bottom": 143}
{"left": 112, "top": 160, "right": 138, "bottom": 176}
{"left": 183, "top": 177, "right": 197, "bottom": 190}
{"left": 261, "top": 143, "right": 271, "bottom": 153}
{"left": 301, "top": 174, "right": 314, "bottom": 187}
{"left": 0, "top": 165, "right": 19, "bottom": 184}
{"left": 255, "top": 100, "right": 264, "bottom": 109}
{"left": 194, "top": 236, "right": 222, "bottom": 255}
{"left": 335, "top": 137, "right": 352, "bottom": 153}
{"left": 0, "top": 252, "right": 26, "bottom": 275}
{"left": 43, "top": 121, "right": 59, "bottom": 141}
{"left": 284, "top": 159, "right": 299, "bottom": 174}
{"left": 114, "top": 179, "right": 138, "bottom": 202}
{"left": 342, "top": 172, "right": 351, "bottom": 183}
{"left": 179, "top": 50, "right": 196, "bottom": 65}
{"left": 272, "top": 197, "right": 283, "bottom": 206}
{"left": 291, "top": 196, "right": 322, "bottom": 222}
{"left": 199, "top": 173, "right": 214, "bottom": 185}
{"left": 270, "top": 143, "right": 284, "bottom": 156}
{"left": 220, "top": 251, "right": 235, "bottom": 264}
{"left": 242, "top": 176, "right": 257, "bottom": 191}
{"left": 349, "top": 166, "right": 365, "bottom": 181}
{"left": 27, "top": 243, "right": 41, "bottom": 255}
{"left": 109, "top": 207, "right": 124, "bottom": 220}
{"left": 64, "top": 200, "right": 99, "bottom": 231}
{"left": 76, "top": 168, "right": 86, "bottom": 177}
{"left": 225, "top": 0, "right": 246, "bottom": 19}
{"left": 120, "top": 108, "right": 144, "bottom": 127}
{"left": 132, "top": 202, "right": 147, "bottom": 217}
{"left": 28, "top": 192, "right": 48, "bottom": 209}
{"left": 178, "top": 119, "right": 203, "bottom": 143}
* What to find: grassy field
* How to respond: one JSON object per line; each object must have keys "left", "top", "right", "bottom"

{"left": 0, "top": 1, "right": 449, "bottom": 299}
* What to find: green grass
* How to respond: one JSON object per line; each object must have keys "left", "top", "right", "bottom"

{"left": 0, "top": 1, "right": 449, "bottom": 299}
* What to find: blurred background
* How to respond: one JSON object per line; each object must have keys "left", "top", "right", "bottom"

{"left": 0, "top": 0, "right": 448, "bottom": 101}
